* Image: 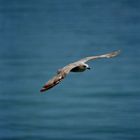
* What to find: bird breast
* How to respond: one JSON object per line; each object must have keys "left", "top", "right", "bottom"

{"left": 70, "top": 65, "right": 87, "bottom": 72}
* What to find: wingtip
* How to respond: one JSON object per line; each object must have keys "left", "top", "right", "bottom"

{"left": 107, "top": 49, "right": 121, "bottom": 58}
{"left": 40, "top": 84, "right": 49, "bottom": 92}
{"left": 114, "top": 49, "right": 121, "bottom": 56}
{"left": 40, "top": 83, "right": 54, "bottom": 93}
{"left": 40, "top": 88, "right": 46, "bottom": 92}
{"left": 116, "top": 49, "right": 121, "bottom": 54}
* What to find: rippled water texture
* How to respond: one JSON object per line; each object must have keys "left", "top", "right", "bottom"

{"left": 1, "top": 0, "right": 140, "bottom": 140}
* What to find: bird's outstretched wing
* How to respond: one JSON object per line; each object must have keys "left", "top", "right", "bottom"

{"left": 40, "top": 50, "right": 120, "bottom": 92}
{"left": 77, "top": 50, "right": 121, "bottom": 63}
{"left": 40, "top": 63, "right": 79, "bottom": 92}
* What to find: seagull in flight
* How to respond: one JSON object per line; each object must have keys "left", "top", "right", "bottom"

{"left": 40, "top": 50, "right": 120, "bottom": 92}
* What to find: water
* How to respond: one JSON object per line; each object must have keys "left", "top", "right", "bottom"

{"left": 1, "top": 0, "right": 140, "bottom": 140}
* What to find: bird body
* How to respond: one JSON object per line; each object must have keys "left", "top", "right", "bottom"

{"left": 70, "top": 63, "right": 90, "bottom": 72}
{"left": 40, "top": 50, "right": 120, "bottom": 92}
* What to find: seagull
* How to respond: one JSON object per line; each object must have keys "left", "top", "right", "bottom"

{"left": 40, "top": 50, "right": 120, "bottom": 92}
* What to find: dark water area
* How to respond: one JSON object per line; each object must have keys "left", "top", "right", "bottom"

{"left": 0, "top": 0, "right": 140, "bottom": 140}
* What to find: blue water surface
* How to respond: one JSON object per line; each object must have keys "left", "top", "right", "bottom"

{"left": 0, "top": 0, "right": 140, "bottom": 140}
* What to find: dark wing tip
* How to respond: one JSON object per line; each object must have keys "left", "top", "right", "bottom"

{"left": 40, "top": 83, "right": 55, "bottom": 92}
{"left": 40, "top": 76, "right": 63, "bottom": 93}
{"left": 40, "top": 85, "right": 51, "bottom": 93}
{"left": 40, "top": 88, "right": 47, "bottom": 92}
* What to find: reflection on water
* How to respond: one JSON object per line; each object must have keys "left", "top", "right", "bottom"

{"left": 1, "top": 0, "right": 140, "bottom": 140}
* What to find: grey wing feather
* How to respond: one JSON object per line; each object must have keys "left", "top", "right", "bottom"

{"left": 78, "top": 50, "right": 121, "bottom": 63}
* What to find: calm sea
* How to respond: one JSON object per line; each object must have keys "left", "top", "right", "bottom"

{"left": 1, "top": 0, "right": 140, "bottom": 140}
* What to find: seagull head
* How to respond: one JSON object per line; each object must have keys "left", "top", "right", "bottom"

{"left": 87, "top": 67, "right": 91, "bottom": 70}
{"left": 84, "top": 63, "right": 91, "bottom": 70}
